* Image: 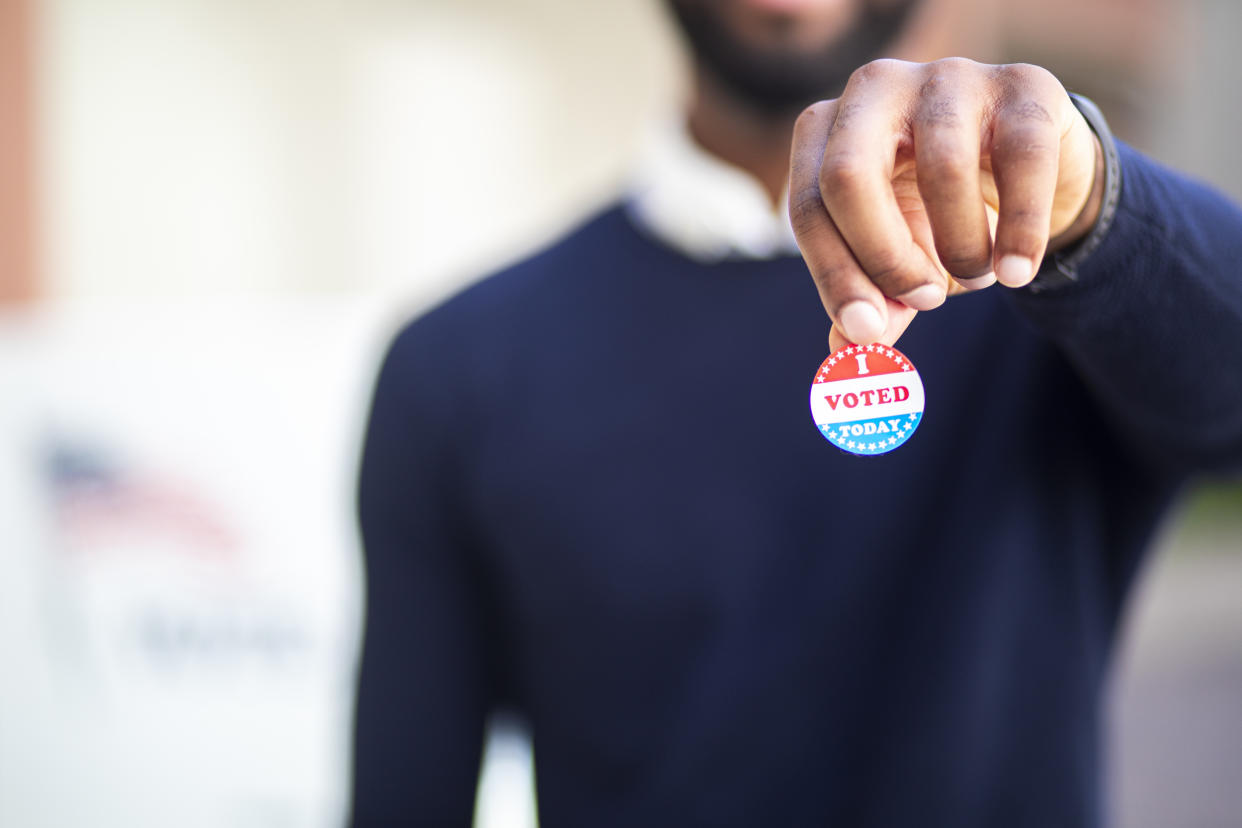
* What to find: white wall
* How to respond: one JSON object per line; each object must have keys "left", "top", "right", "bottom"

{"left": 37, "top": 0, "right": 681, "bottom": 305}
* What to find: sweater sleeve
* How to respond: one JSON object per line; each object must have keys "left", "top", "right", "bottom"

{"left": 350, "top": 320, "right": 491, "bottom": 826}
{"left": 1011, "top": 141, "right": 1242, "bottom": 476}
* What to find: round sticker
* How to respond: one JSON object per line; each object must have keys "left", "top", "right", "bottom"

{"left": 810, "top": 343, "right": 925, "bottom": 455}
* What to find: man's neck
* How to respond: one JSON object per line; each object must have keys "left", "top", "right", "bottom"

{"left": 685, "top": 66, "right": 799, "bottom": 210}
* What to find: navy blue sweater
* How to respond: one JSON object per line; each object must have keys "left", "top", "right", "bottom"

{"left": 351, "top": 143, "right": 1242, "bottom": 826}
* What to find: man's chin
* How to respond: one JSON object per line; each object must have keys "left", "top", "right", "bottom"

{"left": 739, "top": 0, "right": 849, "bottom": 12}
{"left": 667, "top": 0, "right": 921, "bottom": 114}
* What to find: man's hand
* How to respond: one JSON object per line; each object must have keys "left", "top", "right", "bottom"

{"left": 789, "top": 58, "right": 1105, "bottom": 349}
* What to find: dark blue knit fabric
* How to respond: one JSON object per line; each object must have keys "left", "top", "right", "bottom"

{"left": 351, "top": 143, "right": 1242, "bottom": 827}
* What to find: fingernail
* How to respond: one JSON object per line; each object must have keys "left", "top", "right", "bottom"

{"left": 838, "top": 301, "right": 885, "bottom": 344}
{"left": 996, "top": 255, "right": 1035, "bottom": 287}
{"left": 896, "top": 284, "right": 946, "bottom": 311}
{"left": 956, "top": 272, "right": 996, "bottom": 290}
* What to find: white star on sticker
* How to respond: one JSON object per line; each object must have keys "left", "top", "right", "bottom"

{"left": 902, "top": 364, "right": 911, "bottom": 371}
{"left": 847, "top": 440, "right": 856, "bottom": 449}
{"left": 884, "top": 349, "right": 894, "bottom": 358}
{"left": 865, "top": 344, "right": 876, "bottom": 352}
{"left": 909, "top": 413, "right": 918, "bottom": 421}
{"left": 888, "top": 436, "right": 897, "bottom": 445}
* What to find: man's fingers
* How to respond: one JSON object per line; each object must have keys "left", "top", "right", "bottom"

{"left": 828, "top": 298, "right": 918, "bottom": 352}
{"left": 819, "top": 61, "right": 947, "bottom": 311}
{"left": 912, "top": 62, "right": 993, "bottom": 283}
{"left": 792, "top": 59, "right": 1097, "bottom": 336}
{"left": 988, "top": 68, "right": 1066, "bottom": 287}
{"left": 797, "top": 206, "right": 892, "bottom": 346}
{"left": 791, "top": 101, "right": 892, "bottom": 344}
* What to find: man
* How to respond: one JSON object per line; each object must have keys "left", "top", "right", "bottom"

{"left": 351, "top": 0, "right": 1242, "bottom": 824}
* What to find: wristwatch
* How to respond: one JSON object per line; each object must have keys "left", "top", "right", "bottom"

{"left": 1028, "top": 92, "right": 1123, "bottom": 292}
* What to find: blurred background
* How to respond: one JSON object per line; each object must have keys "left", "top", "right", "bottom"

{"left": 1, "top": 0, "right": 1239, "bottom": 826}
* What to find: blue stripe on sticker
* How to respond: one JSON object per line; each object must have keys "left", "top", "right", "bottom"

{"left": 818, "top": 412, "right": 922, "bottom": 455}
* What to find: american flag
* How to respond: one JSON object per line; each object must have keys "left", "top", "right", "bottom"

{"left": 45, "top": 440, "right": 239, "bottom": 557}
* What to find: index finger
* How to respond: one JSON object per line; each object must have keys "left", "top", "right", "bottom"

{"left": 817, "top": 63, "right": 948, "bottom": 310}
{"left": 790, "top": 100, "right": 901, "bottom": 345}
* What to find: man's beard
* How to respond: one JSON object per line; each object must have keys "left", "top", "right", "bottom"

{"left": 667, "top": 1, "right": 922, "bottom": 115}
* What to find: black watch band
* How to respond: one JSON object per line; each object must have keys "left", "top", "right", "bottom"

{"left": 1028, "top": 93, "right": 1123, "bottom": 293}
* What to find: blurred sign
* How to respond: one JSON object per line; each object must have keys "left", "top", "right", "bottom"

{"left": 0, "top": 299, "right": 391, "bottom": 828}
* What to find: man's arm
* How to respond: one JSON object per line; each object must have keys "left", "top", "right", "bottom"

{"left": 788, "top": 58, "right": 1242, "bottom": 474}
{"left": 351, "top": 322, "right": 492, "bottom": 825}
{"left": 1011, "top": 141, "right": 1242, "bottom": 473}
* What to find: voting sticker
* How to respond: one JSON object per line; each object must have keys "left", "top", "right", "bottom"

{"left": 810, "top": 344, "right": 924, "bottom": 455}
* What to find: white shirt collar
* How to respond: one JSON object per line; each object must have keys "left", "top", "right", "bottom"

{"left": 625, "top": 119, "right": 801, "bottom": 262}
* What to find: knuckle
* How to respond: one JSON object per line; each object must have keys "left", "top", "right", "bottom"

{"left": 789, "top": 186, "right": 827, "bottom": 234}
{"left": 1006, "top": 99, "right": 1056, "bottom": 127}
{"left": 847, "top": 57, "right": 907, "bottom": 88}
{"left": 807, "top": 258, "right": 868, "bottom": 309}
{"left": 916, "top": 94, "right": 961, "bottom": 129}
{"left": 795, "top": 101, "right": 831, "bottom": 130}
{"left": 916, "top": 59, "right": 986, "bottom": 129}
{"left": 831, "top": 100, "right": 863, "bottom": 131}
{"left": 920, "top": 57, "right": 977, "bottom": 96}
{"left": 847, "top": 61, "right": 880, "bottom": 87}
{"left": 997, "top": 62, "right": 1055, "bottom": 88}
{"left": 864, "top": 253, "right": 910, "bottom": 289}
{"left": 819, "top": 152, "right": 866, "bottom": 194}
{"left": 997, "top": 138, "right": 1057, "bottom": 168}
{"left": 921, "top": 153, "right": 975, "bottom": 192}
{"left": 931, "top": 56, "right": 980, "bottom": 75}
{"left": 996, "top": 63, "right": 1065, "bottom": 106}
{"left": 1005, "top": 205, "right": 1048, "bottom": 226}
{"left": 1000, "top": 223, "right": 1048, "bottom": 255}
{"left": 936, "top": 244, "right": 992, "bottom": 278}
{"left": 811, "top": 262, "right": 856, "bottom": 297}
{"left": 916, "top": 132, "right": 977, "bottom": 190}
